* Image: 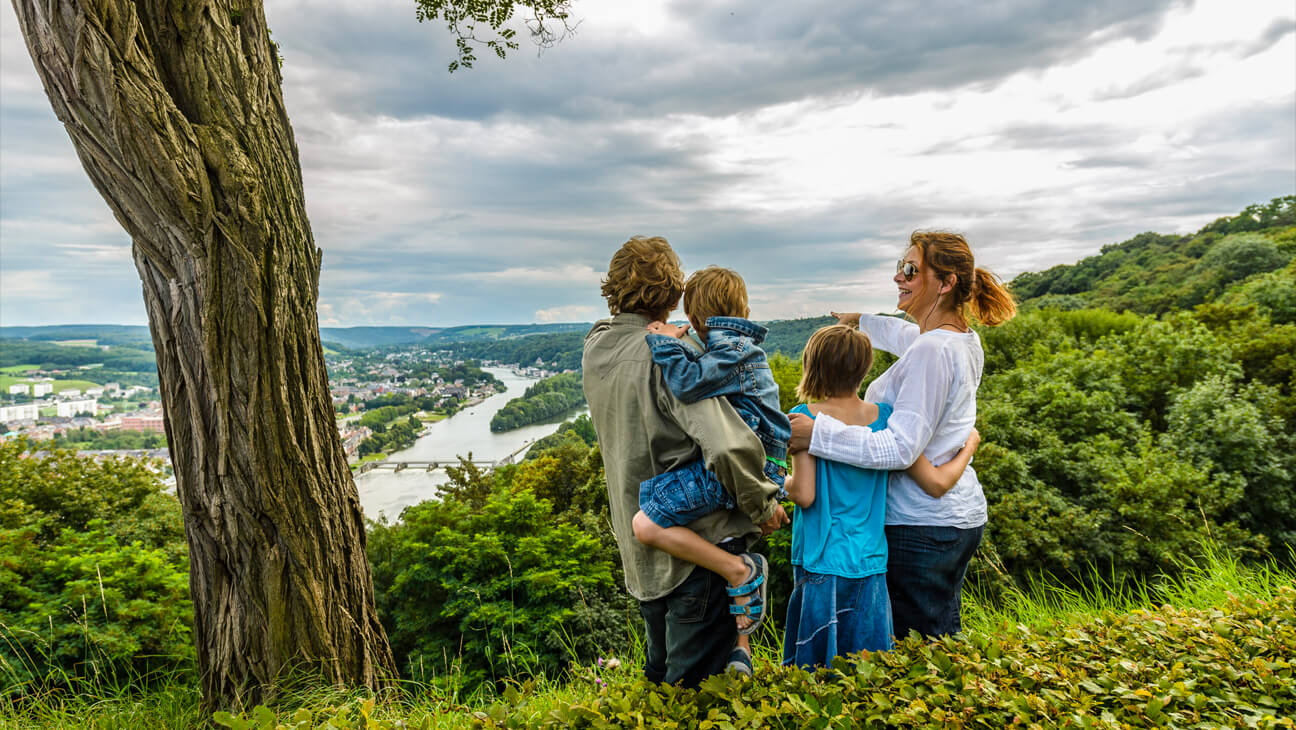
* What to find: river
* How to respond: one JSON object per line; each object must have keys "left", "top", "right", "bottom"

{"left": 355, "top": 366, "right": 588, "bottom": 521}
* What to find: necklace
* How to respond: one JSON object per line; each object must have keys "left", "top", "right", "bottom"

{"left": 933, "top": 321, "right": 968, "bottom": 333}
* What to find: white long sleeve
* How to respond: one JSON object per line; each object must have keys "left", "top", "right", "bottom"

{"left": 810, "top": 322, "right": 987, "bottom": 529}
{"left": 808, "top": 335, "right": 953, "bottom": 470}
{"left": 859, "top": 313, "right": 919, "bottom": 357}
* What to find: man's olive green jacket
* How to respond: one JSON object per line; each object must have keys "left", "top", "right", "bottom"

{"left": 583, "top": 313, "right": 781, "bottom": 601}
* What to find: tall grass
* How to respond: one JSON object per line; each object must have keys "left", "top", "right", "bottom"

{"left": 962, "top": 541, "right": 1294, "bottom": 631}
{"left": 2, "top": 544, "right": 1292, "bottom": 729}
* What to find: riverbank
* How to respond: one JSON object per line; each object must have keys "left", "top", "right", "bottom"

{"left": 352, "top": 367, "right": 588, "bottom": 521}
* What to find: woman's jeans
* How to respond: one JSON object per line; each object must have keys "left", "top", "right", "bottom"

{"left": 884, "top": 524, "right": 984, "bottom": 639}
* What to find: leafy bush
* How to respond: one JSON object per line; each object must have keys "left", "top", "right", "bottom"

{"left": 525, "top": 415, "right": 597, "bottom": 456}
{"left": 1197, "top": 233, "right": 1291, "bottom": 286}
{"left": 472, "top": 586, "right": 1296, "bottom": 729}
{"left": 972, "top": 308, "right": 1280, "bottom": 588}
{"left": 0, "top": 439, "right": 192, "bottom": 693}
{"left": 367, "top": 443, "right": 628, "bottom": 692}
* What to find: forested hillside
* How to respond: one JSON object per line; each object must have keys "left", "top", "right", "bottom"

{"left": 444, "top": 331, "right": 586, "bottom": 371}
{"left": 1010, "top": 196, "right": 1294, "bottom": 314}
{"left": 490, "top": 372, "right": 586, "bottom": 431}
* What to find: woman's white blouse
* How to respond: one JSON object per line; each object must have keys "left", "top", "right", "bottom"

{"left": 807, "top": 313, "right": 987, "bottom": 528}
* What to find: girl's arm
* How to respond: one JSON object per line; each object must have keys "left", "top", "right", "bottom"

{"left": 784, "top": 448, "right": 817, "bottom": 508}
{"left": 795, "top": 340, "right": 954, "bottom": 470}
{"left": 905, "top": 428, "right": 980, "bottom": 498}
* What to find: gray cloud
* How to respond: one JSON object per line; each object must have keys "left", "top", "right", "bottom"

{"left": 272, "top": 0, "right": 1181, "bottom": 123}
{"left": 3, "top": 0, "right": 1293, "bottom": 327}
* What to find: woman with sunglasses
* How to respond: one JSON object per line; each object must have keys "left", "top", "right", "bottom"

{"left": 787, "top": 231, "right": 1016, "bottom": 640}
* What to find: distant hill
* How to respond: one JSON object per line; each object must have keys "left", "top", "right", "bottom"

{"left": 762, "top": 316, "right": 835, "bottom": 357}
{"left": 0, "top": 323, "right": 593, "bottom": 351}
{"left": 419, "top": 323, "right": 591, "bottom": 345}
{"left": 433, "top": 316, "right": 838, "bottom": 371}
{"left": 0, "top": 324, "right": 154, "bottom": 349}
{"left": 318, "top": 326, "right": 442, "bottom": 349}
{"left": 1009, "top": 196, "right": 1295, "bottom": 315}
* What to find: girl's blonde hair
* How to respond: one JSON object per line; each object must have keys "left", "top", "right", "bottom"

{"left": 797, "top": 325, "right": 873, "bottom": 402}
{"left": 909, "top": 231, "right": 1017, "bottom": 327}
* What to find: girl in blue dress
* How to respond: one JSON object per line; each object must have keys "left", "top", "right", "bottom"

{"left": 782, "top": 325, "right": 979, "bottom": 666}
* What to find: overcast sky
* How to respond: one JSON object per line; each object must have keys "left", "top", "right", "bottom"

{"left": 1, "top": 0, "right": 1292, "bottom": 328}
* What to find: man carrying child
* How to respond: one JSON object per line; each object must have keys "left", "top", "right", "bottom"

{"left": 583, "top": 236, "right": 788, "bottom": 687}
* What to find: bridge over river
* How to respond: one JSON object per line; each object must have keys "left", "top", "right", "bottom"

{"left": 354, "top": 439, "right": 533, "bottom": 474}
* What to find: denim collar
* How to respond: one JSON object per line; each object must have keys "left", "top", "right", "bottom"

{"left": 704, "top": 316, "right": 768, "bottom": 343}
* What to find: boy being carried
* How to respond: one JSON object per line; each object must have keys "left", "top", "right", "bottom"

{"left": 632, "top": 266, "right": 789, "bottom": 673}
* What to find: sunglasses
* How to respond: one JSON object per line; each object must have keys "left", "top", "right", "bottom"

{"left": 896, "top": 260, "right": 920, "bottom": 282}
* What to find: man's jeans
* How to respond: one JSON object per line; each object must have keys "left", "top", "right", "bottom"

{"left": 639, "top": 539, "right": 745, "bottom": 687}
{"left": 884, "top": 524, "right": 984, "bottom": 640}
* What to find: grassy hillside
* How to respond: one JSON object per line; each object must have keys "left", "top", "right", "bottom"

{"left": 5, "top": 549, "right": 1290, "bottom": 729}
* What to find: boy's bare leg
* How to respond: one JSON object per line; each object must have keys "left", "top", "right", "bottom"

{"left": 632, "top": 511, "right": 759, "bottom": 629}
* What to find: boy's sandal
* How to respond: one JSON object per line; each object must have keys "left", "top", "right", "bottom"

{"left": 728, "top": 553, "right": 768, "bottom": 636}
{"left": 725, "top": 647, "right": 753, "bottom": 677}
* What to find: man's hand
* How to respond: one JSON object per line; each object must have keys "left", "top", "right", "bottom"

{"left": 966, "top": 427, "right": 981, "bottom": 452}
{"left": 830, "top": 311, "right": 862, "bottom": 329}
{"left": 646, "top": 321, "right": 690, "bottom": 339}
{"left": 788, "top": 412, "right": 815, "bottom": 453}
{"left": 759, "top": 503, "right": 789, "bottom": 536}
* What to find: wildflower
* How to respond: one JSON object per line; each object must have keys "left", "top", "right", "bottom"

{"left": 605, "top": 657, "right": 622, "bottom": 670}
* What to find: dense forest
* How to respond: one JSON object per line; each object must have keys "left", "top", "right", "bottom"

{"left": 443, "top": 331, "right": 586, "bottom": 371}
{"left": 3, "top": 198, "right": 1294, "bottom": 725}
{"left": 490, "top": 372, "right": 586, "bottom": 432}
{"left": 0, "top": 339, "right": 157, "bottom": 374}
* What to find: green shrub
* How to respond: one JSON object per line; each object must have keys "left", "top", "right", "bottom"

{"left": 0, "top": 439, "right": 192, "bottom": 694}
{"left": 472, "top": 586, "right": 1296, "bottom": 729}
{"left": 367, "top": 463, "right": 628, "bottom": 692}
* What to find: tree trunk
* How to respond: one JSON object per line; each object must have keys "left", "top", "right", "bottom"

{"left": 11, "top": 0, "right": 396, "bottom": 710}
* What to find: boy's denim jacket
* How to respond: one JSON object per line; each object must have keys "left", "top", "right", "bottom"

{"left": 645, "top": 316, "right": 790, "bottom": 462}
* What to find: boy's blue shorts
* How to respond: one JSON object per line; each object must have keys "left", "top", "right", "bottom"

{"left": 639, "top": 458, "right": 787, "bottom": 529}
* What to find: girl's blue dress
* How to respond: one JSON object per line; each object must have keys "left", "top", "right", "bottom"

{"left": 782, "top": 403, "right": 893, "bottom": 667}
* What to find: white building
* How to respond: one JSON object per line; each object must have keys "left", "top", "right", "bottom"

{"left": 56, "top": 398, "right": 98, "bottom": 417}
{"left": 8, "top": 384, "right": 29, "bottom": 395}
{"left": 32, "top": 383, "right": 53, "bottom": 397}
{"left": 0, "top": 403, "right": 40, "bottom": 422}
{"left": 85, "top": 387, "right": 105, "bottom": 397}
{"left": 58, "top": 388, "right": 81, "bottom": 398}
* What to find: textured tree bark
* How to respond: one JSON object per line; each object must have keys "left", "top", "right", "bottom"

{"left": 11, "top": 0, "right": 396, "bottom": 710}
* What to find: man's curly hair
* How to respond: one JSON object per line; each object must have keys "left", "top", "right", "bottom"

{"left": 600, "top": 236, "right": 685, "bottom": 319}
